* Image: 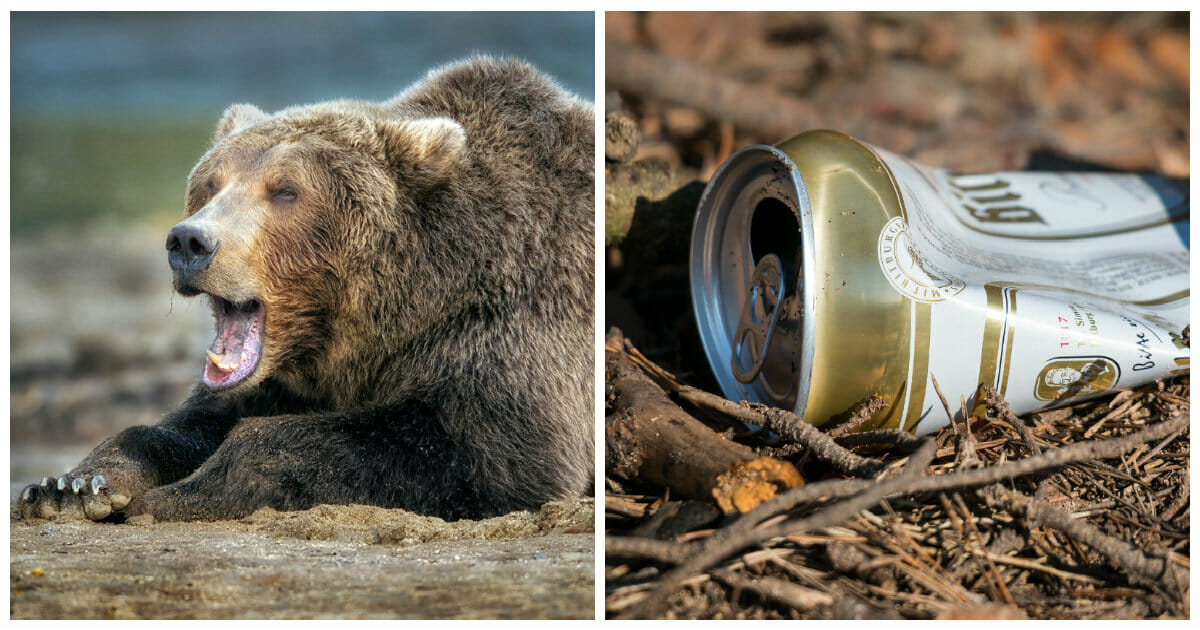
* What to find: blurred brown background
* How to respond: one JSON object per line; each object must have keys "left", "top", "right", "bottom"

{"left": 607, "top": 11, "right": 1187, "bottom": 175}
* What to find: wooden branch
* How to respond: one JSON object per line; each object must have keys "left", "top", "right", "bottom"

{"left": 826, "top": 396, "right": 889, "bottom": 438}
{"left": 606, "top": 535, "right": 692, "bottom": 565}
{"left": 731, "top": 412, "right": 1190, "bottom": 541}
{"left": 981, "top": 485, "right": 1188, "bottom": 597}
{"left": 835, "top": 429, "right": 926, "bottom": 452}
{"left": 711, "top": 568, "right": 836, "bottom": 611}
{"left": 619, "top": 439, "right": 937, "bottom": 618}
{"left": 984, "top": 386, "right": 1042, "bottom": 455}
{"left": 606, "top": 43, "right": 820, "bottom": 141}
{"left": 618, "top": 340, "right": 893, "bottom": 479}
{"left": 752, "top": 404, "right": 889, "bottom": 478}
{"left": 605, "top": 330, "right": 802, "bottom": 513}
{"left": 610, "top": 411, "right": 1189, "bottom": 617}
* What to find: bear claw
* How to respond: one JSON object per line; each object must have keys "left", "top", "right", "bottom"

{"left": 17, "top": 473, "right": 129, "bottom": 521}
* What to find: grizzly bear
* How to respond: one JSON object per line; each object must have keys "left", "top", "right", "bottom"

{"left": 17, "top": 57, "right": 594, "bottom": 522}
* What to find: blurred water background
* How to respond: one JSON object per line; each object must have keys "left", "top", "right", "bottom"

{"left": 11, "top": 11, "right": 594, "bottom": 233}
{"left": 9, "top": 12, "right": 595, "bottom": 496}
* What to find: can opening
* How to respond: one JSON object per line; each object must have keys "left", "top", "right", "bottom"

{"left": 749, "top": 197, "right": 802, "bottom": 280}
{"left": 743, "top": 196, "right": 803, "bottom": 405}
{"left": 691, "top": 144, "right": 817, "bottom": 420}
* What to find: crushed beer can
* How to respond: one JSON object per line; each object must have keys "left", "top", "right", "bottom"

{"left": 690, "top": 129, "right": 1189, "bottom": 435}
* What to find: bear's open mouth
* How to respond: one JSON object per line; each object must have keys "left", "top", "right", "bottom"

{"left": 203, "top": 296, "right": 264, "bottom": 390}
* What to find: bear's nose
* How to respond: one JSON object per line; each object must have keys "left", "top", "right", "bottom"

{"left": 166, "top": 223, "right": 220, "bottom": 279}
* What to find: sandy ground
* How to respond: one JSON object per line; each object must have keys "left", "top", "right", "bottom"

{"left": 10, "top": 224, "right": 596, "bottom": 619}
{"left": 10, "top": 499, "right": 595, "bottom": 619}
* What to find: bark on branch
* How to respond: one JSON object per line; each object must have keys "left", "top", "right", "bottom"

{"left": 617, "top": 337, "right": 890, "bottom": 478}
{"left": 980, "top": 485, "right": 1188, "bottom": 596}
{"left": 611, "top": 412, "right": 1190, "bottom": 617}
{"left": 605, "top": 329, "right": 802, "bottom": 513}
{"left": 606, "top": 43, "right": 820, "bottom": 141}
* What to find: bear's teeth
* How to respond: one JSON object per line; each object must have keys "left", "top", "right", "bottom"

{"left": 206, "top": 350, "right": 240, "bottom": 373}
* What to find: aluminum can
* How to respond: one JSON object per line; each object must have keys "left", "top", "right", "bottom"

{"left": 690, "top": 129, "right": 1189, "bottom": 435}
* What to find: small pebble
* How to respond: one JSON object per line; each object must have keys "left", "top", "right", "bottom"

{"left": 30, "top": 568, "right": 45, "bottom": 577}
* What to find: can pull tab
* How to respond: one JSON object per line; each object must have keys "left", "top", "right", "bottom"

{"left": 732, "top": 254, "right": 786, "bottom": 384}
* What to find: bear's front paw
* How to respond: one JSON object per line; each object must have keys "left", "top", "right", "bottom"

{"left": 16, "top": 474, "right": 131, "bottom": 521}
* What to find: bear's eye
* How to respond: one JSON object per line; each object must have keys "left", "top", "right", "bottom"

{"left": 272, "top": 187, "right": 299, "bottom": 203}
{"left": 205, "top": 178, "right": 219, "bottom": 198}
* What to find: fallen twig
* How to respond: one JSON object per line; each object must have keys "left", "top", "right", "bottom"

{"left": 610, "top": 412, "right": 1188, "bottom": 617}
{"left": 835, "top": 429, "right": 926, "bottom": 452}
{"left": 827, "top": 397, "right": 889, "bottom": 438}
{"left": 619, "top": 333, "right": 889, "bottom": 478}
{"left": 981, "top": 485, "right": 1188, "bottom": 597}
{"left": 982, "top": 551, "right": 1104, "bottom": 584}
{"left": 617, "top": 439, "right": 938, "bottom": 618}
{"left": 730, "top": 412, "right": 1189, "bottom": 543}
{"left": 606, "top": 43, "right": 821, "bottom": 140}
{"left": 710, "top": 568, "right": 836, "bottom": 611}
{"left": 984, "top": 386, "right": 1042, "bottom": 456}
{"left": 606, "top": 330, "right": 802, "bottom": 510}
{"left": 751, "top": 404, "right": 889, "bottom": 478}
{"left": 605, "top": 535, "right": 691, "bottom": 565}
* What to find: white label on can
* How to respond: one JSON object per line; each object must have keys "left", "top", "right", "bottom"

{"left": 870, "top": 145, "right": 1189, "bottom": 322}
{"left": 877, "top": 216, "right": 966, "bottom": 303}
{"left": 862, "top": 143, "right": 1188, "bottom": 435}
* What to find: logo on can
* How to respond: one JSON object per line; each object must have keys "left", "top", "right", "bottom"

{"left": 877, "top": 217, "right": 965, "bottom": 303}
{"left": 1034, "top": 356, "right": 1120, "bottom": 402}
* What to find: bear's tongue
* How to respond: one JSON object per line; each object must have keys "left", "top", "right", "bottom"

{"left": 203, "top": 298, "right": 264, "bottom": 390}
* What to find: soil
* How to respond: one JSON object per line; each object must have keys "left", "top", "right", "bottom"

{"left": 10, "top": 499, "right": 595, "bottom": 619}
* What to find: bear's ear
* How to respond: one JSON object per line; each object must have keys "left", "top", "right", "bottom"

{"left": 215, "top": 104, "right": 268, "bottom": 141}
{"left": 376, "top": 117, "right": 466, "bottom": 189}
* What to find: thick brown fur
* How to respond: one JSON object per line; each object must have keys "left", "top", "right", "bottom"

{"left": 17, "top": 57, "right": 594, "bottom": 522}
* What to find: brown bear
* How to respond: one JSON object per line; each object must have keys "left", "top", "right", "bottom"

{"left": 17, "top": 56, "right": 594, "bottom": 522}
